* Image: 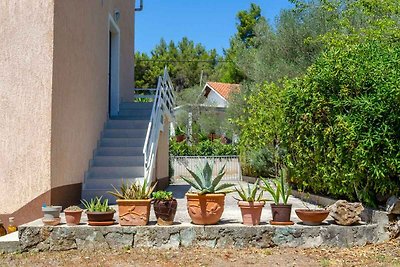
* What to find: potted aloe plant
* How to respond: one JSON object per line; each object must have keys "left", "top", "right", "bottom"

{"left": 109, "top": 179, "right": 156, "bottom": 226}
{"left": 261, "top": 170, "right": 293, "bottom": 225}
{"left": 152, "top": 191, "right": 177, "bottom": 226}
{"left": 64, "top": 205, "right": 83, "bottom": 226}
{"left": 81, "top": 196, "right": 115, "bottom": 226}
{"left": 181, "top": 161, "right": 234, "bottom": 225}
{"left": 295, "top": 191, "right": 329, "bottom": 225}
{"left": 234, "top": 179, "right": 265, "bottom": 226}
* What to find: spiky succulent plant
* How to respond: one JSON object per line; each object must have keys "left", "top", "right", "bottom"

{"left": 108, "top": 179, "right": 157, "bottom": 200}
{"left": 181, "top": 161, "right": 234, "bottom": 194}
{"left": 234, "top": 179, "right": 264, "bottom": 202}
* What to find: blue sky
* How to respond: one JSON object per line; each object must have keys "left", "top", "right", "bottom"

{"left": 135, "top": 0, "right": 293, "bottom": 54}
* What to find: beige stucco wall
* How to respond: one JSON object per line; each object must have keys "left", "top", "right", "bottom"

{"left": 51, "top": 0, "right": 135, "bottom": 189}
{"left": 0, "top": 1, "right": 54, "bottom": 214}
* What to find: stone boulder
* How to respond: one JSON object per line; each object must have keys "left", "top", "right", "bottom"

{"left": 386, "top": 196, "right": 400, "bottom": 215}
{"left": 328, "top": 200, "right": 364, "bottom": 226}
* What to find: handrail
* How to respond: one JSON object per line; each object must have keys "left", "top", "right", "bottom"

{"left": 143, "top": 67, "right": 175, "bottom": 185}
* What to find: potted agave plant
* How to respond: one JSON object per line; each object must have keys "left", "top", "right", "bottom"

{"left": 181, "top": 161, "right": 234, "bottom": 225}
{"left": 261, "top": 170, "right": 293, "bottom": 225}
{"left": 234, "top": 179, "right": 265, "bottom": 226}
{"left": 108, "top": 179, "right": 156, "bottom": 226}
{"left": 81, "top": 196, "right": 115, "bottom": 226}
{"left": 295, "top": 191, "right": 329, "bottom": 225}
{"left": 152, "top": 191, "right": 177, "bottom": 226}
{"left": 64, "top": 205, "right": 83, "bottom": 226}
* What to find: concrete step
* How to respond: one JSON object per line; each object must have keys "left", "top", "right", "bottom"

{"left": 83, "top": 177, "right": 144, "bottom": 190}
{"left": 102, "top": 129, "right": 147, "bottom": 138}
{"left": 118, "top": 109, "right": 152, "bottom": 117}
{"left": 106, "top": 120, "right": 149, "bottom": 129}
{"left": 119, "top": 102, "right": 153, "bottom": 110}
{"left": 96, "top": 147, "right": 143, "bottom": 156}
{"left": 100, "top": 138, "right": 145, "bottom": 147}
{"left": 88, "top": 166, "right": 144, "bottom": 178}
{"left": 92, "top": 156, "right": 144, "bottom": 167}
{"left": 0, "top": 231, "right": 20, "bottom": 253}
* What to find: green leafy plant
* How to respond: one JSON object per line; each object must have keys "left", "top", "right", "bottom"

{"left": 64, "top": 205, "right": 82, "bottom": 212}
{"left": 234, "top": 179, "right": 264, "bottom": 202}
{"left": 260, "top": 170, "right": 291, "bottom": 205}
{"left": 81, "top": 196, "right": 114, "bottom": 212}
{"left": 152, "top": 191, "right": 174, "bottom": 201}
{"left": 181, "top": 161, "right": 235, "bottom": 194}
{"left": 108, "top": 179, "right": 157, "bottom": 200}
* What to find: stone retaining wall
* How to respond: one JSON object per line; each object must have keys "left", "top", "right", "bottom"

{"left": 18, "top": 223, "right": 386, "bottom": 252}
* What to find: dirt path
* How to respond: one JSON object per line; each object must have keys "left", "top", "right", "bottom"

{"left": 1, "top": 240, "right": 399, "bottom": 267}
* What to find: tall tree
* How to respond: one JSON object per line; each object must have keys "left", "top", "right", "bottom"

{"left": 135, "top": 38, "right": 218, "bottom": 91}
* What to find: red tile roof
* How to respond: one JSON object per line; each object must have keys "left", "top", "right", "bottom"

{"left": 205, "top": 82, "right": 240, "bottom": 100}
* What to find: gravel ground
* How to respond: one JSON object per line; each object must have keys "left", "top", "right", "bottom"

{"left": 1, "top": 239, "right": 399, "bottom": 267}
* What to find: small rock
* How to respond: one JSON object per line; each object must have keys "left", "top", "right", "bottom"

{"left": 328, "top": 200, "right": 364, "bottom": 226}
{"left": 386, "top": 196, "right": 400, "bottom": 214}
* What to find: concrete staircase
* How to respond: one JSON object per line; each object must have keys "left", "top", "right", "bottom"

{"left": 81, "top": 101, "right": 153, "bottom": 203}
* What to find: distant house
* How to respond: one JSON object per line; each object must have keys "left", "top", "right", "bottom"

{"left": 202, "top": 82, "right": 240, "bottom": 108}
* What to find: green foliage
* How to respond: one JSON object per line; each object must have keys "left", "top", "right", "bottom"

{"left": 152, "top": 191, "right": 174, "bottom": 201}
{"left": 81, "top": 196, "right": 114, "bottom": 212}
{"left": 135, "top": 38, "right": 218, "bottom": 90}
{"left": 261, "top": 170, "right": 292, "bottom": 205}
{"left": 169, "top": 139, "right": 238, "bottom": 156}
{"left": 240, "top": 146, "right": 276, "bottom": 178}
{"left": 108, "top": 179, "right": 157, "bottom": 200}
{"left": 234, "top": 179, "right": 264, "bottom": 202}
{"left": 283, "top": 39, "right": 400, "bottom": 206}
{"left": 181, "top": 161, "right": 235, "bottom": 194}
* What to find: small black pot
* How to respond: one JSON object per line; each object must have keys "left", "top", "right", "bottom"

{"left": 270, "top": 203, "right": 292, "bottom": 223}
{"left": 153, "top": 199, "right": 177, "bottom": 225}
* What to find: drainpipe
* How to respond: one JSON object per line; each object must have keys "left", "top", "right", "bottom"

{"left": 135, "top": 0, "right": 143, "bottom": 11}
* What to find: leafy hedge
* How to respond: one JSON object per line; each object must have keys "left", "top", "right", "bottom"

{"left": 283, "top": 40, "right": 400, "bottom": 206}
{"left": 169, "top": 139, "right": 238, "bottom": 156}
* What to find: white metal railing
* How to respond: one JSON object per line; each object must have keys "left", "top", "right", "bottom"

{"left": 143, "top": 67, "right": 175, "bottom": 184}
{"left": 171, "top": 156, "right": 242, "bottom": 181}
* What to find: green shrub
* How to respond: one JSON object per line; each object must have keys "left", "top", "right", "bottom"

{"left": 169, "top": 139, "right": 238, "bottom": 156}
{"left": 283, "top": 40, "right": 400, "bottom": 206}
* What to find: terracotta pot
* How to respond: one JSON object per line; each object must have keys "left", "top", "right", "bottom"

{"left": 176, "top": 135, "right": 186, "bottom": 142}
{"left": 270, "top": 204, "right": 292, "bottom": 222}
{"left": 117, "top": 199, "right": 152, "bottom": 226}
{"left": 153, "top": 199, "right": 178, "bottom": 226}
{"left": 64, "top": 210, "right": 83, "bottom": 226}
{"left": 208, "top": 133, "right": 219, "bottom": 141}
{"left": 238, "top": 201, "right": 265, "bottom": 226}
{"left": 295, "top": 209, "right": 329, "bottom": 226}
{"left": 86, "top": 210, "right": 115, "bottom": 222}
{"left": 186, "top": 193, "right": 225, "bottom": 225}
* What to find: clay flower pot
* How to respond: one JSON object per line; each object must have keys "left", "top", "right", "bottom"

{"left": 154, "top": 199, "right": 178, "bottom": 225}
{"left": 116, "top": 199, "right": 152, "bottom": 226}
{"left": 86, "top": 210, "right": 115, "bottom": 222}
{"left": 238, "top": 201, "right": 265, "bottom": 226}
{"left": 176, "top": 134, "right": 186, "bottom": 142}
{"left": 270, "top": 204, "right": 293, "bottom": 225}
{"left": 186, "top": 193, "right": 225, "bottom": 225}
{"left": 64, "top": 210, "right": 83, "bottom": 226}
{"left": 295, "top": 209, "right": 329, "bottom": 226}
